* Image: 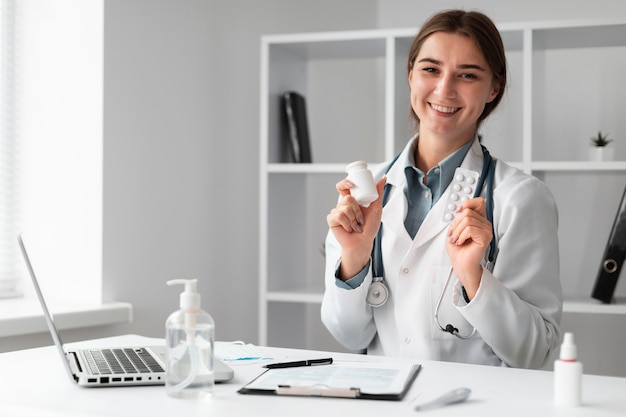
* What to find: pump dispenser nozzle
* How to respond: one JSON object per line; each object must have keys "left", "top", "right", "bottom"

{"left": 167, "top": 279, "right": 201, "bottom": 311}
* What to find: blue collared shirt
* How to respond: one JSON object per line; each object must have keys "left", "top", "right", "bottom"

{"left": 403, "top": 139, "right": 472, "bottom": 239}
{"left": 336, "top": 139, "right": 473, "bottom": 289}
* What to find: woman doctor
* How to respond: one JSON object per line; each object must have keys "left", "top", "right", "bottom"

{"left": 321, "top": 10, "right": 563, "bottom": 369}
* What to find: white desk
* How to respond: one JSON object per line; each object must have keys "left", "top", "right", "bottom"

{"left": 1, "top": 334, "right": 625, "bottom": 416}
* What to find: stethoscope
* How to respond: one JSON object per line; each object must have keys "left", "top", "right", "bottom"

{"left": 366, "top": 145, "right": 498, "bottom": 339}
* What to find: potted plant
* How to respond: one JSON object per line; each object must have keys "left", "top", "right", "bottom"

{"left": 589, "top": 131, "right": 614, "bottom": 161}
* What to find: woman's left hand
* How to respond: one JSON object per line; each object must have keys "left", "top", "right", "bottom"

{"left": 445, "top": 197, "right": 493, "bottom": 300}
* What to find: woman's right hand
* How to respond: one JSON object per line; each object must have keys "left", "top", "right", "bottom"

{"left": 326, "top": 177, "right": 387, "bottom": 279}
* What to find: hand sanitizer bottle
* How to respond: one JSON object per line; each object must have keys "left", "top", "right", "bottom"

{"left": 165, "top": 279, "right": 215, "bottom": 398}
{"left": 345, "top": 161, "right": 378, "bottom": 207}
{"left": 554, "top": 332, "right": 583, "bottom": 406}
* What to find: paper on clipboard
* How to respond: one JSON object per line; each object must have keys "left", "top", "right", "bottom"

{"left": 238, "top": 361, "right": 421, "bottom": 400}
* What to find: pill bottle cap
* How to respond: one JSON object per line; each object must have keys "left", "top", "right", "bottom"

{"left": 346, "top": 161, "right": 368, "bottom": 173}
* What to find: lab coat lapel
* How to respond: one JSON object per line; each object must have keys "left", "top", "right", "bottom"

{"left": 458, "top": 138, "right": 487, "bottom": 182}
{"left": 381, "top": 161, "right": 412, "bottom": 243}
{"left": 412, "top": 196, "right": 448, "bottom": 248}
{"left": 413, "top": 138, "right": 485, "bottom": 249}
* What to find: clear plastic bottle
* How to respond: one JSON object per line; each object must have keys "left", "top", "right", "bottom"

{"left": 554, "top": 332, "right": 583, "bottom": 406}
{"left": 165, "top": 279, "right": 215, "bottom": 399}
{"left": 345, "top": 161, "right": 378, "bottom": 207}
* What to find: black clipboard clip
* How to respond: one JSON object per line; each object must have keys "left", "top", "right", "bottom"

{"left": 276, "top": 384, "right": 360, "bottom": 398}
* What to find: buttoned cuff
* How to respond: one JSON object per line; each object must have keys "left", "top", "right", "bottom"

{"left": 334, "top": 259, "right": 370, "bottom": 289}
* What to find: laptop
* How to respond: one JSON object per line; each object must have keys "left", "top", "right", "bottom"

{"left": 18, "top": 234, "right": 234, "bottom": 387}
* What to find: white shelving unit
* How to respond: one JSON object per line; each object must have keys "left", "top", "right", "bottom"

{"left": 259, "top": 19, "right": 626, "bottom": 350}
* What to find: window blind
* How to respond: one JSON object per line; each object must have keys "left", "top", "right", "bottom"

{"left": 0, "top": 0, "right": 24, "bottom": 298}
{"left": 0, "top": 0, "right": 103, "bottom": 302}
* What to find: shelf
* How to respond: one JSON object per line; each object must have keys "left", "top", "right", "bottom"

{"left": 267, "top": 293, "right": 626, "bottom": 314}
{"left": 0, "top": 300, "right": 132, "bottom": 337}
{"left": 267, "top": 290, "right": 323, "bottom": 304}
{"left": 266, "top": 159, "right": 626, "bottom": 174}
{"left": 266, "top": 292, "right": 626, "bottom": 314}
{"left": 563, "top": 298, "right": 626, "bottom": 315}
{"left": 260, "top": 19, "right": 626, "bottom": 349}
{"left": 531, "top": 161, "right": 626, "bottom": 172}
{"left": 266, "top": 291, "right": 626, "bottom": 314}
{"left": 533, "top": 21, "right": 626, "bottom": 49}
{"left": 267, "top": 161, "right": 626, "bottom": 174}
{"left": 267, "top": 163, "right": 348, "bottom": 174}
{"left": 267, "top": 36, "right": 386, "bottom": 60}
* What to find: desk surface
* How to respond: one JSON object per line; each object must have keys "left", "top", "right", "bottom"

{"left": 1, "top": 335, "right": 625, "bottom": 417}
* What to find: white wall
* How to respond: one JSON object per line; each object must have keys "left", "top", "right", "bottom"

{"left": 100, "top": 0, "right": 377, "bottom": 345}
{"left": 375, "top": 0, "right": 626, "bottom": 27}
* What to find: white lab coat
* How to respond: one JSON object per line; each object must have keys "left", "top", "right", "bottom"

{"left": 321, "top": 137, "right": 563, "bottom": 369}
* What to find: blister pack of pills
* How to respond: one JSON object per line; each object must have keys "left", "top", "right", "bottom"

{"left": 442, "top": 168, "right": 480, "bottom": 223}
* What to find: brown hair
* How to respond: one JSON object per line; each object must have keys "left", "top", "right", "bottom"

{"left": 407, "top": 10, "right": 507, "bottom": 130}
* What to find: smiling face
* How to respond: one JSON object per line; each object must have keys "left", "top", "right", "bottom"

{"left": 408, "top": 32, "right": 500, "bottom": 149}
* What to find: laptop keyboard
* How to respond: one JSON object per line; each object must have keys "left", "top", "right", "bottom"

{"left": 83, "top": 348, "right": 164, "bottom": 375}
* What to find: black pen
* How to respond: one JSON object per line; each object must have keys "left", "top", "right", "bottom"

{"left": 263, "top": 357, "right": 333, "bottom": 369}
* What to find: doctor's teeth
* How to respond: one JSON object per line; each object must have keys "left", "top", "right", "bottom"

{"left": 431, "top": 104, "right": 458, "bottom": 113}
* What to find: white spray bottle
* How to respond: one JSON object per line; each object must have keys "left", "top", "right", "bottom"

{"left": 165, "top": 279, "right": 215, "bottom": 398}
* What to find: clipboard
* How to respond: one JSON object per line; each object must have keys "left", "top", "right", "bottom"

{"left": 238, "top": 361, "right": 421, "bottom": 401}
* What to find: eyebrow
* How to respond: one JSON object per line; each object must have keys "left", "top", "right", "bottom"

{"left": 417, "top": 58, "right": 486, "bottom": 72}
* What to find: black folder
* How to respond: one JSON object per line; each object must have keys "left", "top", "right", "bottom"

{"left": 281, "top": 91, "right": 312, "bottom": 163}
{"left": 591, "top": 185, "right": 626, "bottom": 303}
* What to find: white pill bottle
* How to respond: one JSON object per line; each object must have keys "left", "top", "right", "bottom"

{"left": 345, "top": 161, "right": 378, "bottom": 207}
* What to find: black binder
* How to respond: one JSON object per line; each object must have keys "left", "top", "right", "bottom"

{"left": 591, "top": 185, "right": 626, "bottom": 303}
{"left": 281, "top": 91, "right": 312, "bottom": 163}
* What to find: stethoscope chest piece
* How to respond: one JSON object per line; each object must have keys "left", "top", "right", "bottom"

{"left": 367, "top": 277, "right": 389, "bottom": 307}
